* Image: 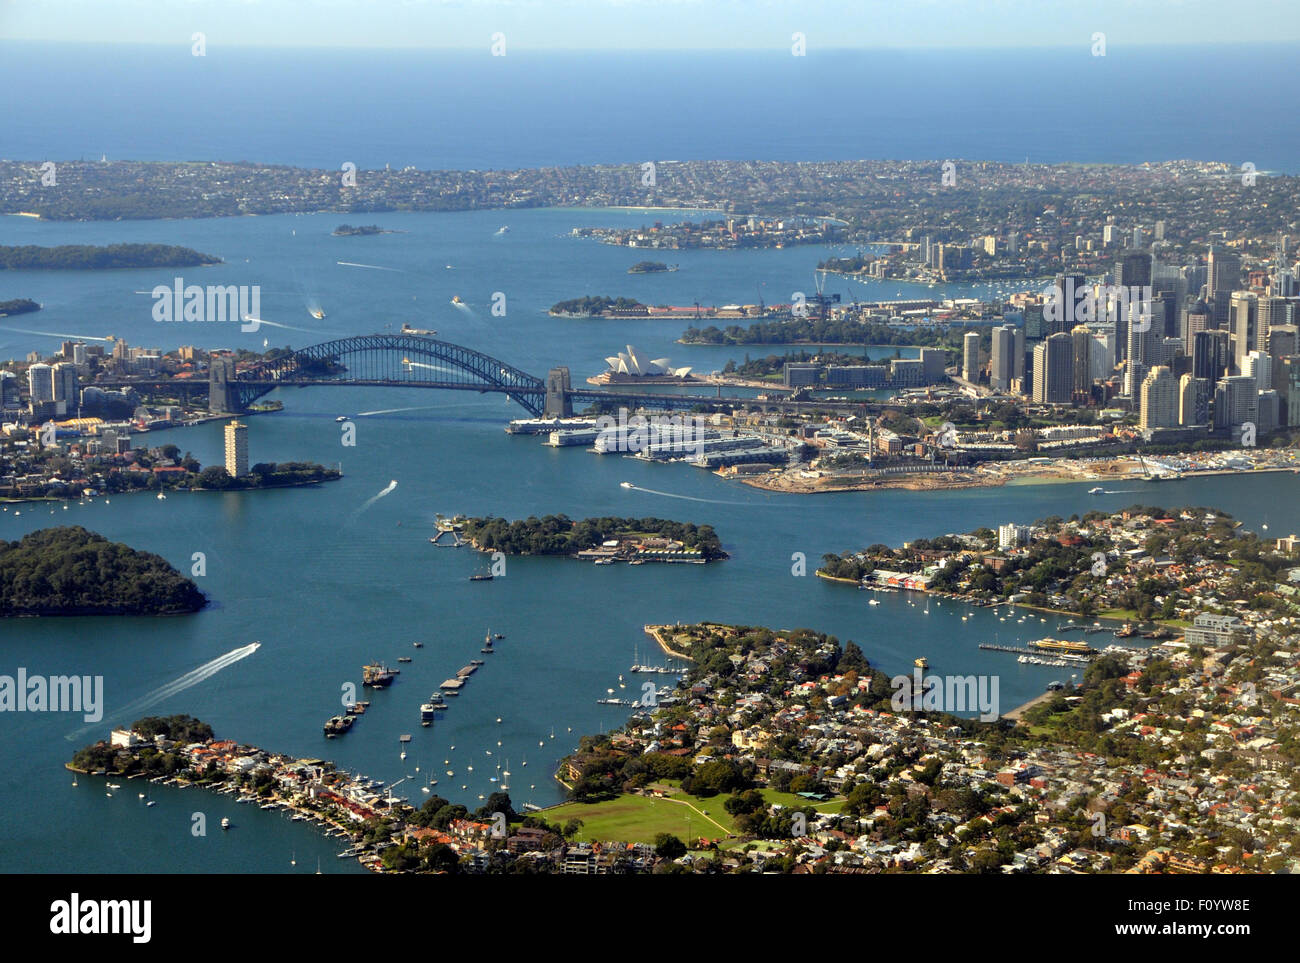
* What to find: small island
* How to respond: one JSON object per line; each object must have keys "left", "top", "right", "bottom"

{"left": 0, "top": 297, "right": 40, "bottom": 317}
{"left": 461, "top": 514, "right": 726, "bottom": 563}
{"left": 549, "top": 296, "right": 648, "bottom": 318}
{"left": 331, "top": 224, "right": 401, "bottom": 237}
{"left": 0, "top": 527, "right": 207, "bottom": 616}
{"left": 627, "top": 261, "right": 677, "bottom": 275}
{"left": 0, "top": 243, "right": 222, "bottom": 271}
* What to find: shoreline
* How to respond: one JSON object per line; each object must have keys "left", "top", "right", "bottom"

{"left": 643, "top": 624, "right": 696, "bottom": 662}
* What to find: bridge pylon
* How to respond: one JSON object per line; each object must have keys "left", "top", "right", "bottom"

{"left": 545, "top": 366, "right": 573, "bottom": 417}
{"left": 208, "top": 357, "right": 239, "bottom": 413}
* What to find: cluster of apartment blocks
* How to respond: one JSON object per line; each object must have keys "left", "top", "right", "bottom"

{"left": 967, "top": 245, "right": 1300, "bottom": 438}
{"left": 2, "top": 337, "right": 169, "bottom": 422}
{"left": 783, "top": 348, "right": 948, "bottom": 390}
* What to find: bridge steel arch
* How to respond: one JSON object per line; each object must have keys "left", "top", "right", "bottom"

{"left": 222, "top": 334, "right": 551, "bottom": 415}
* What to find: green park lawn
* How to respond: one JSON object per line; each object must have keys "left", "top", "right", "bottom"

{"left": 539, "top": 781, "right": 845, "bottom": 847}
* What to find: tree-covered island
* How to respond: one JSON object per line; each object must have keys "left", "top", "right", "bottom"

{"left": 0, "top": 527, "right": 206, "bottom": 616}
{"left": 549, "top": 296, "right": 648, "bottom": 317}
{"left": 461, "top": 514, "right": 726, "bottom": 562}
{"left": 0, "top": 243, "right": 222, "bottom": 270}
{"left": 332, "top": 224, "right": 400, "bottom": 236}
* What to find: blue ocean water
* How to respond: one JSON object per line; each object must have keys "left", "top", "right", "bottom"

{"left": 1, "top": 42, "right": 1297, "bottom": 171}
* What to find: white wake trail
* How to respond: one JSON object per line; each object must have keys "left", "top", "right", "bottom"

{"left": 65, "top": 642, "right": 261, "bottom": 741}
{"left": 337, "top": 260, "right": 403, "bottom": 272}
{"left": 355, "top": 480, "right": 398, "bottom": 515}
{"left": 0, "top": 326, "right": 113, "bottom": 342}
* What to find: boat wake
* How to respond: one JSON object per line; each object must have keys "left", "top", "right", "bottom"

{"left": 356, "top": 405, "right": 443, "bottom": 417}
{"left": 66, "top": 642, "right": 261, "bottom": 741}
{"left": 336, "top": 260, "right": 403, "bottom": 272}
{"left": 354, "top": 480, "right": 398, "bottom": 516}
{"left": 240, "top": 316, "right": 314, "bottom": 333}
{"left": 618, "top": 482, "right": 752, "bottom": 505}
{"left": 0, "top": 326, "right": 112, "bottom": 342}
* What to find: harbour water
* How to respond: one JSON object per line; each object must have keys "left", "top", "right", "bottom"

{"left": 2, "top": 207, "right": 1297, "bottom": 873}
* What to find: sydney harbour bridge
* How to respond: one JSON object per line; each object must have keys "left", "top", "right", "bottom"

{"left": 102, "top": 333, "right": 815, "bottom": 418}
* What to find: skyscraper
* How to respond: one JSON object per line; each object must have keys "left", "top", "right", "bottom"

{"left": 1139, "top": 366, "right": 1179, "bottom": 430}
{"left": 1179, "top": 374, "right": 1210, "bottom": 426}
{"left": 990, "top": 325, "right": 1023, "bottom": 392}
{"left": 1071, "top": 325, "right": 1093, "bottom": 403}
{"left": 1213, "top": 375, "right": 1257, "bottom": 431}
{"left": 27, "top": 363, "right": 54, "bottom": 403}
{"left": 961, "top": 331, "right": 980, "bottom": 383}
{"left": 1032, "top": 333, "right": 1073, "bottom": 405}
{"left": 1193, "top": 329, "right": 1231, "bottom": 382}
{"left": 224, "top": 420, "right": 249, "bottom": 478}
{"left": 1229, "top": 292, "right": 1261, "bottom": 374}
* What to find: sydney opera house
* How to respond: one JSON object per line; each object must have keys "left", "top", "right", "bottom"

{"left": 589, "top": 345, "right": 697, "bottom": 385}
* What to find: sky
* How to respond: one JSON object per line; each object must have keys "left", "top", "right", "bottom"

{"left": 2, "top": 0, "right": 1297, "bottom": 50}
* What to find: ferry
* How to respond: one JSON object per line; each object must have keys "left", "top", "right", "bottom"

{"left": 1088, "top": 486, "right": 1104, "bottom": 494}
{"left": 913, "top": 656, "right": 929, "bottom": 669}
{"left": 620, "top": 481, "right": 634, "bottom": 489}
{"left": 335, "top": 416, "right": 349, "bottom": 422}
{"left": 450, "top": 295, "right": 464, "bottom": 306}
{"left": 469, "top": 573, "right": 494, "bottom": 581}
{"left": 1029, "top": 638, "right": 1096, "bottom": 655}
{"left": 397, "top": 656, "right": 412, "bottom": 663}
{"left": 221, "top": 817, "right": 231, "bottom": 830}
{"left": 309, "top": 308, "right": 325, "bottom": 320}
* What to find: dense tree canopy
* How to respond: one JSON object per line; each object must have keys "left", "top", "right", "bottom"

{"left": 0, "top": 526, "right": 206, "bottom": 616}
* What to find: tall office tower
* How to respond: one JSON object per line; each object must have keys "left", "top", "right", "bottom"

{"left": 1132, "top": 226, "right": 1146, "bottom": 249}
{"left": 1103, "top": 224, "right": 1118, "bottom": 247}
{"left": 1123, "top": 297, "right": 1159, "bottom": 397}
{"left": 111, "top": 338, "right": 130, "bottom": 361}
{"left": 1213, "top": 375, "right": 1257, "bottom": 430}
{"left": 1258, "top": 295, "right": 1294, "bottom": 346}
{"left": 27, "top": 363, "right": 54, "bottom": 402}
{"left": 1089, "top": 329, "right": 1115, "bottom": 383}
{"left": 990, "top": 325, "right": 1023, "bottom": 392}
{"left": 1242, "top": 351, "right": 1272, "bottom": 393}
{"left": 1139, "top": 366, "right": 1179, "bottom": 430}
{"left": 1071, "top": 325, "right": 1093, "bottom": 402}
{"left": 224, "top": 420, "right": 249, "bottom": 478}
{"left": 1113, "top": 251, "right": 1152, "bottom": 358}
{"left": 71, "top": 342, "right": 88, "bottom": 366}
{"left": 1207, "top": 249, "right": 1242, "bottom": 328}
{"left": 1193, "top": 329, "right": 1231, "bottom": 382}
{"left": 1179, "top": 374, "right": 1211, "bottom": 426}
{"left": 1032, "top": 333, "right": 1073, "bottom": 404}
{"left": 961, "top": 331, "right": 980, "bottom": 382}
{"left": 1229, "top": 291, "right": 1261, "bottom": 373}
{"left": 0, "top": 371, "right": 19, "bottom": 410}
{"left": 1257, "top": 391, "right": 1280, "bottom": 434}
{"left": 1182, "top": 263, "right": 1207, "bottom": 298}
{"left": 1182, "top": 300, "right": 1211, "bottom": 354}
{"left": 1050, "top": 274, "right": 1087, "bottom": 335}
{"left": 51, "top": 361, "right": 78, "bottom": 417}
{"left": 1268, "top": 324, "right": 1299, "bottom": 390}
{"left": 1154, "top": 220, "right": 1166, "bottom": 241}
{"left": 1207, "top": 248, "right": 1242, "bottom": 298}
{"left": 1281, "top": 356, "right": 1300, "bottom": 427}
